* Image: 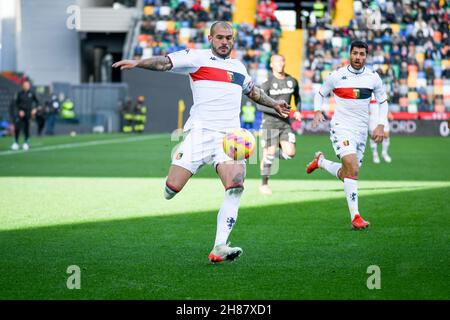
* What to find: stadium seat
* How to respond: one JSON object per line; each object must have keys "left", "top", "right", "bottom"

{"left": 144, "top": 5, "right": 154, "bottom": 16}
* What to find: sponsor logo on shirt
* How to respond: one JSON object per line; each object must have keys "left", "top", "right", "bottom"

{"left": 269, "top": 88, "right": 294, "bottom": 95}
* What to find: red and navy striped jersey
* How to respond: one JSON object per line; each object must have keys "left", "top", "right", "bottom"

{"left": 319, "top": 65, "right": 387, "bottom": 130}
{"left": 168, "top": 49, "right": 254, "bottom": 132}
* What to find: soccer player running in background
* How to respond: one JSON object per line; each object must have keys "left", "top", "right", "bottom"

{"left": 306, "top": 40, "right": 389, "bottom": 229}
{"left": 113, "top": 21, "right": 290, "bottom": 263}
{"left": 258, "top": 54, "right": 301, "bottom": 195}
{"left": 369, "top": 94, "right": 392, "bottom": 163}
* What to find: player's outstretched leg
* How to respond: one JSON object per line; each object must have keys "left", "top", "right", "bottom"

{"left": 306, "top": 151, "right": 342, "bottom": 178}
{"left": 163, "top": 165, "right": 192, "bottom": 200}
{"left": 210, "top": 162, "right": 245, "bottom": 263}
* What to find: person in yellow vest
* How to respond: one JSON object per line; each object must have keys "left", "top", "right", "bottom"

{"left": 133, "top": 95, "right": 147, "bottom": 133}
{"left": 241, "top": 101, "right": 256, "bottom": 131}
{"left": 312, "top": 0, "right": 325, "bottom": 21}
{"left": 61, "top": 97, "right": 76, "bottom": 122}
{"left": 121, "top": 97, "right": 134, "bottom": 133}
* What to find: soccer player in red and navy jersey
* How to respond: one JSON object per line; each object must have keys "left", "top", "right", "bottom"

{"left": 306, "top": 40, "right": 389, "bottom": 230}
{"left": 113, "top": 22, "right": 290, "bottom": 262}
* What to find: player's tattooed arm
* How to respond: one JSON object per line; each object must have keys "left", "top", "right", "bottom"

{"left": 112, "top": 57, "right": 172, "bottom": 71}
{"left": 247, "top": 86, "right": 276, "bottom": 107}
{"left": 247, "top": 86, "right": 290, "bottom": 118}
{"left": 136, "top": 57, "right": 172, "bottom": 71}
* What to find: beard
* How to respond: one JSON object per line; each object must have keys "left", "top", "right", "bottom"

{"left": 212, "top": 45, "right": 232, "bottom": 58}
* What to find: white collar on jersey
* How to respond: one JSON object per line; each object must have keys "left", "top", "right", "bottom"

{"left": 347, "top": 65, "right": 365, "bottom": 74}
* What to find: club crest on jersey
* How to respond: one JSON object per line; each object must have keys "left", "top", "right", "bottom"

{"left": 226, "top": 71, "right": 234, "bottom": 82}
{"left": 176, "top": 152, "right": 183, "bottom": 160}
{"left": 273, "top": 83, "right": 278, "bottom": 89}
{"left": 343, "top": 140, "right": 349, "bottom": 146}
{"left": 353, "top": 89, "right": 360, "bottom": 98}
{"left": 287, "top": 80, "right": 293, "bottom": 88}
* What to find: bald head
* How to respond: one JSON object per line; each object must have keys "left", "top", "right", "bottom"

{"left": 210, "top": 21, "right": 233, "bottom": 36}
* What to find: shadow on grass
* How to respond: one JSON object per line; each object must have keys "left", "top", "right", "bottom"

{"left": 0, "top": 187, "right": 448, "bottom": 300}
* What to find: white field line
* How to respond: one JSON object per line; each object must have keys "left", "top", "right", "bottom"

{"left": 0, "top": 134, "right": 169, "bottom": 156}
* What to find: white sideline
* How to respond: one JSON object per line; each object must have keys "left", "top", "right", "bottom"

{"left": 0, "top": 134, "right": 168, "bottom": 156}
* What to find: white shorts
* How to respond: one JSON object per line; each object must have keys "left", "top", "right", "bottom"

{"left": 172, "top": 128, "right": 245, "bottom": 175}
{"left": 330, "top": 124, "right": 368, "bottom": 167}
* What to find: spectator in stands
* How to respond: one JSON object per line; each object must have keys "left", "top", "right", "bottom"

{"left": 135, "top": 0, "right": 282, "bottom": 86}
{"left": 256, "top": 0, "right": 279, "bottom": 29}
{"left": 302, "top": 0, "right": 450, "bottom": 113}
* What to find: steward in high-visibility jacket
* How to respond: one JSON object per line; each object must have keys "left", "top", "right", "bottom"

{"left": 121, "top": 98, "right": 134, "bottom": 133}
{"left": 313, "top": 0, "right": 325, "bottom": 19}
{"left": 61, "top": 98, "right": 76, "bottom": 121}
{"left": 133, "top": 96, "right": 147, "bottom": 133}
{"left": 241, "top": 101, "right": 256, "bottom": 130}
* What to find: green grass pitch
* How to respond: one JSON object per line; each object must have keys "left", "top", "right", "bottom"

{"left": 0, "top": 133, "right": 449, "bottom": 299}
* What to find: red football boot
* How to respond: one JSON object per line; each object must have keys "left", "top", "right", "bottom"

{"left": 352, "top": 214, "right": 370, "bottom": 230}
{"left": 306, "top": 151, "right": 324, "bottom": 174}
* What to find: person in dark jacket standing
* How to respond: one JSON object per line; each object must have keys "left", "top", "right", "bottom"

{"left": 45, "top": 94, "right": 60, "bottom": 135}
{"left": 10, "top": 80, "right": 39, "bottom": 151}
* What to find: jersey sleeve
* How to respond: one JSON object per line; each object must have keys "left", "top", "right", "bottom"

{"left": 293, "top": 78, "right": 301, "bottom": 110}
{"left": 167, "top": 49, "right": 199, "bottom": 74}
{"left": 373, "top": 72, "right": 388, "bottom": 103}
{"left": 318, "top": 71, "right": 336, "bottom": 97}
{"left": 242, "top": 69, "right": 255, "bottom": 95}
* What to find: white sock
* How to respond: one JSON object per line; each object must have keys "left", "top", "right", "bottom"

{"left": 370, "top": 139, "right": 379, "bottom": 157}
{"left": 164, "top": 182, "right": 179, "bottom": 200}
{"left": 382, "top": 138, "right": 390, "bottom": 154}
{"left": 214, "top": 187, "right": 243, "bottom": 247}
{"left": 319, "top": 157, "right": 342, "bottom": 179}
{"left": 344, "top": 178, "right": 359, "bottom": 220}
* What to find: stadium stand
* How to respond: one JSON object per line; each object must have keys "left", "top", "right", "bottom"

{"left": 301, "top": 0, "right": 450, "bottom": 115}
{"left": 132, "top": 0, "right": 282, "bottom": 85}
